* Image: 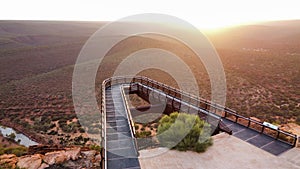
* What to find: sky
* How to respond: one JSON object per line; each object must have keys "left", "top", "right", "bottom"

{"left": 1, "top": 0, "right": 300, "bottom": 30}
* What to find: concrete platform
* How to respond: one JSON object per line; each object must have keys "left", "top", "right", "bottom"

{"left": 139, "top": 133, "right": 300, "bottom": 169}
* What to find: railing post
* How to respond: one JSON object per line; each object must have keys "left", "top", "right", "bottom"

{"left": 247, "top": 119, "right": 251, "bottom": 127}
{"left": 293, "top": 137, "right": 297, "bottom": 147}
{"left": 276, "top": 131, "right": 280, "bottom": 140}
{"left": 172, "top": 98, "right": 175, "bottom": 109}
{"left": 261, "top": 126, "right": 265, "bottom": 133}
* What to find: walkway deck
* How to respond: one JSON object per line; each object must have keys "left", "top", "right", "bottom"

{"left": 222, "top": 119, "right": 293, "bottom": 155}
{"left": 105, "top": 85, "right": 140, "bottom": 169}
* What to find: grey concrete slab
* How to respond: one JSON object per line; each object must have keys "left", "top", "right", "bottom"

{"left": 139, "top": 134, "right": 300, "bottom": 169}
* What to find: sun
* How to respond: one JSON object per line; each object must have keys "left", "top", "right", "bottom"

{"left": 0, "top": 0, "right": 299, "bottom": 31}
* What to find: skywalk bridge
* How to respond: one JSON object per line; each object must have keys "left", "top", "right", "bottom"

{"left": 100, "top": 76, "right": 298, "bottom": 169}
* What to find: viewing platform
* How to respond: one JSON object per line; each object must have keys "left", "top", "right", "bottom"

{"left": 100, "top": 76, "right": 298, "bottom": 169}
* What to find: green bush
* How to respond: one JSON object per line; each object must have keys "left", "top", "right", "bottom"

{"left": 157, "top": 112, "right": 213, "bottom": 153}
{"left": 136, "top": 131, "right": 151, "bottom": 138}
{"left": 89, "top": 144, "right": 102, "bottom": 152}
{"left": 0, "top": 146, "right": 28, "bottom": 157}
{"left": 134, "top": 124, "right": 139, "bottom": 130}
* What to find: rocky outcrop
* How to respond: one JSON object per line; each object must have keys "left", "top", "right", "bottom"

{"left": 0, "top": 146, "right": 102, "bottom": 169}
{"left": 65, "top": 147, "right": 81, "bottom": 161}
{"left": 0, "top": 154, "right": 18, "bottom": 168}
{"left": 43, "top": 151, "right": 67, "bottom": 165}
{"left": 17, "top": 154, "right": 43, "bottom": 169}
{"left": 38, "top": 163, "right": 50, "bottom": 169}
{"left": 81, "top": 150, "right": 96, "bottom": 160}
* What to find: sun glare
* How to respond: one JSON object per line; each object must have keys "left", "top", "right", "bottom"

{"left": 0, "top": 0, "right": 299, "bottom": 31}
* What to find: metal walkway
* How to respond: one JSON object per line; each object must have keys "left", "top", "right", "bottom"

{"left": 105, "top": 85, "right": 140, "bottom": 169}
{"left": 100, "top": 76, "right": 298, "bottom": 168}
{"left": 222, "top": 119, "right": 293, "bottom": 155}
{"left": 132, "top": 82, "right": 295, "bottom": 155}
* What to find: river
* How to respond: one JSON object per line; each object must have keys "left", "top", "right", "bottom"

{"left": 0, "top": 125, "right": 38, "bottom": 147}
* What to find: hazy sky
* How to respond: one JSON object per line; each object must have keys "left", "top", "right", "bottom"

{"left": 1, "top": 0, "right": 299, "bottom": 29}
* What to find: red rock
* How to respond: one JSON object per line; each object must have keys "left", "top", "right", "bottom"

{"left": 43, "top": 151, "right": 67, "bottom": 165}
{"left": 65, "top": 147, "right": 81, "bottom": 161}
{"left": 17, "top": 154, "right": 43, "bottom": 169}
{"left": 38, "top": 163, "right": 49, "bottom": 169}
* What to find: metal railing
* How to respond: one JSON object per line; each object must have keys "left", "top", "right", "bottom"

{"left": 120, "top": 85, "right": 139, "bottom": 156}
{"left": 101, "top": 76, "right": 298, "bottom": 168}
{"left": 100, "top": 76, "right": 140, "bottom": 169}
{"left": 130, "top": 76, "right": 298, "bottom": 147}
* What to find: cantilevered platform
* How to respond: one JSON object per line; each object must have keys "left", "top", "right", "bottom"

{"left": 100, "top": 76, "right": 298, "bottom": 169}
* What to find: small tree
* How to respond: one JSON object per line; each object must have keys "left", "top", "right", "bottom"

{"left": 157, "top": 112, "right": 213, "bottom": 153}
{"left": 7, "top": 133, "right": 16, "bottom": 140}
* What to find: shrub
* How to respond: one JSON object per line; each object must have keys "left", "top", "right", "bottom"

{"left": 296, "top": 115, "right": 300, "bottom": 125}
{"left": 48, "top": 130, "right": 58, "bottom": 135}
{"left": 89, "top": 144, "right": 102, "bottom": 152}
{"left": 134, "top": 124, "right": 139, "bottom": 130}
{"left": 0, "top": 146, "right": 28, "bottom": 157}
{"left": 136, "top": 131, "right": 151, "bottom": 138}
{"left": 157, "top": 112, "right": 213, "bottom": 153}
{"left": 6, "top": 133, "right": 16, "bottom": 140}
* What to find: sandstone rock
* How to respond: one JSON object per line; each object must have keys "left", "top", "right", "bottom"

{"left": 17, "top": 154, "right": 43, "bottom": 169}
{"left": 43, "top": 151, "right": 67, "bottom": 165}
{"left": 81, "top": 150, "right": 96, "bottom": 160}
{"left": 0, "top": 154, "right": 18, "bottom": 169}
{"left": 0, "top": 154, "right": 16, "bottom": 160}
{"left": 0, "top": 158, "right": 17, "bottom": 165}
{"left": 94, "top": 154, "right": 102, "bottom": 162}
{"left": 65, "top": 147, "right": 81, "bottom": 161}
{"left": 38, "top": 163, "right": 49, "bottom": 169}
{"left": 0, "top": 158, "right": 18, "bottom": 169}
{"left": 55, "top": 153, "right": 67, "bottom": 164}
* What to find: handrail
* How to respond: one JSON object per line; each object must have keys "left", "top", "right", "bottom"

{"left": 120, "top": 85, "right": 139, "bottom": 155}
{"left": 101, "top": 79, "right": 108, "bottom": 169}
{"left": 133, "top": 76, "right": 297, "bottom": 146}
